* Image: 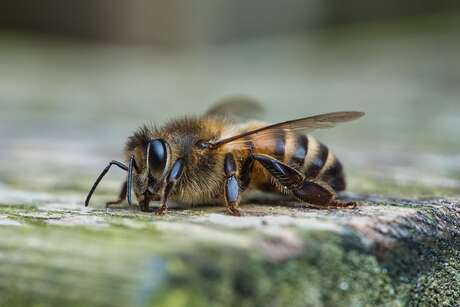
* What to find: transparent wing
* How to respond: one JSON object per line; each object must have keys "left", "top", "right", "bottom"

{"left": 205, "top": 95, "right": 264, "bottom": 121}
{"left": 210, "top": 111, "right": 365, "bottom": 150}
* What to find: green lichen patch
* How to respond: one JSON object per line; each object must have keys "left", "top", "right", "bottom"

{"left": 152, "top": 232, "right": 400, "bottom": 307}
{"left": 409, "top": 251, "right": 460, "bottom": 307}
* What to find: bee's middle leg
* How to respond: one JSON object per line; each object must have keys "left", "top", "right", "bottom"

{"left": 223, "top": 153, "right": 241, "bottom": 216}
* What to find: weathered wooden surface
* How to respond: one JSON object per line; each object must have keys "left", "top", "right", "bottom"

{"left": 1, "top": 14, "right": 460, "bottom": 307}
{"left": 1, "top": 196, "right": 460, "bottom": 306}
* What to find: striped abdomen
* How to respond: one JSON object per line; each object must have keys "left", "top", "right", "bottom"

{"left": 248, "top": 131, "right": 346, "bottom": 192}
{"left": 288, "top": 134, "right": 346, "bottom": 191}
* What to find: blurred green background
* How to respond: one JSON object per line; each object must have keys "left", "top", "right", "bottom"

{"left": 0, "top": 1, "right": 459, "bottom": 199}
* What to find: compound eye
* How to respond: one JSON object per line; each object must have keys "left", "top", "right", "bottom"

{"left": 148, "top": 139, "right": 167, "bottom": 177}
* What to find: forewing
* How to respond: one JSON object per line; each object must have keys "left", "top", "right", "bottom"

{"left": 205, "top": 95, "right": 264, "bottom": 121}
{"left": 211, "top": 111, "right": 364, "bottom": 150}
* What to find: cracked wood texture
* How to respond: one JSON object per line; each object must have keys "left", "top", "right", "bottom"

{"left": 1, "top": 14, "right": 460, "bottom": 307}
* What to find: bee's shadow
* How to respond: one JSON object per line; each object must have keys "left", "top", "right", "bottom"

{"left": 242, "top": 191, "right": 373, "bottom": 208}
{"left": 103, "top": 191, "right": 376, "bottom": 214}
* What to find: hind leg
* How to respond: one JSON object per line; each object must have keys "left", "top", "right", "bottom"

{"left": 252, "top": 154, "right": 355, "bottom": 208}
{"left": 291, "top": 179, "right": 356, "bottom": 208}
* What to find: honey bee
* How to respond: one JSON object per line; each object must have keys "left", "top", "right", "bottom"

{"left": 85, "top": 97, "right": 364, "bottom": 216}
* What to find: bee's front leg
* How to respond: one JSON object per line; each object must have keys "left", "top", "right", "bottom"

{"left": 156, "top": 159, "right": 184, "bottom": 215}
{"left": 138, "top": 195, "right": 151, "bottom": 212}
{"left": 224, "top": 153, "right": 241, "bottom": 216}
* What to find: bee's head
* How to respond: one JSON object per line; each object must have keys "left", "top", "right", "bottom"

{"left": 124, "top": 126, "right": 174, "bottom": 203}
{"left": 125, "top": 118, "right": 223, "bottom": 204}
